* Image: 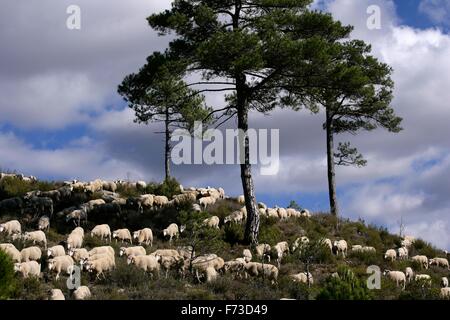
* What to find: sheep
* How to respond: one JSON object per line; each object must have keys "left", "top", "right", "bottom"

{"left": 159, "top": 254, "right": 185, "bottom": 278}
{"left": 291, "top": 236, "right": 309, "bottom": 253}
{"left": 320, "top": 238, "right": 333, "bottom": 252}
{"left": 133, "top": 228, "right": 153, "bottom": 246}
{"left": 88, "top": 246, "right": 115, "bottom": 257}
{"left": 300, "top": 209, "right": 311, "bottom": 218}
{"left": 192, "top": 203, "right": 202, "bottom": 212}
{"left": 50, "top": 289, "right": 65, "bottom": 300}
{"left": 255, "top": 243, "right": 271, "bottom": 262}
{"left": 415, "top": 274, "right": 432, "bottom": 287}
{"left": 23, "top": 231, "right": 47, "bottom": 249}
{"left": 243, "top": 249, "right": 252, "bottom": 263}
{"left": 71, "top": 227, "right": 85, "bottom": 238}
{"left": 38, "top": 216, "right": 50, "bottom": 232}
{"left": 0, "top": 220, "right": 21, "bottom": 236}
{"left": 397, "top": 247, "right": 408, "bottom": 260}
{"left": 163, "top": 223, "right": 184, "bottom": 242}
{"left": 243, "top": 262, "right": 279, "bottom": 285}
{"left": 14, "top": 261, "right": 41, "bottom": 278}
{"left": 47, "top": 245, "right": 67, "bottom": 258}
{"left": 286, "top": 208, "right": 297, "bottom": 218}
{"left": 20, "top": 246, "right": 42, "bottom": 262}
{"left": 290, "top": 272, "right": 314, "bottom": 286}
{"left": 405, "top": 267, "right": 414, "bottom": 283}
{"left": 84, "top": 179, "right": 104, "bottom": 194}
{"left": 119, "top": 246, "right": 146, "bottom": 257}
{"left": 412, "top": 255, "right": 429, "bottom": 269}
{"left": 223, "top": 260, "right": 246, "bottom": 279}
{"left": 441, "top": 277, "right": 449, "bottom": 288}
{"left": 48, "top": 255, "right": 75, "bottom": 280}
{"left": 362, "top": 246, "right": 376, "bottom": 253}
{"left": 173, "top": 192, "right": 197, "bottom": 206}
{"left": 153, "top": 195, "right": 169, "bottom": 208}
{"left": 351, "top": 245, "right": 363, "bottom": 252}
{"left": 266, "top": 208, "right": 278, "bottom": 218}
{"left": 333, "top": 240, "right": 348, "bottom": 258}
{"left": 0, "top": 243, "right": 21, "bottom": 262}
{"left": 199, "top": 196, "right": 216, "bottom": 209}
{"left": 150, "top": 249, "right": 181, "bottom": 259}
{"left": 91, "top": 224, "right": 112, "bottom": 242}
{"left": 65, "top": 208, "right": 87, "bottom": 226}
{"left": 67, "top": 233, "right": 83, "bottom": 250}
{"left": 73, "top": 286, "right": 91, "bottom": 300}
{"left": 401, "top": 239, "right": 413, "bottom": 249}
{"left": 127, "top": 254, "right": 160, "bottom": 277}
{"left": 202, "top": 216, "right": 220, "bottom": 229}
{"left": 384, "top": 249, "right": 397, "bottom": 262}
{"left": 383, "top": 270, "right": 406, "bottom": 290}
{"left": 274, "top": 241, "right": 289, "bottom": 268}
{"left": 258, "top": 202, "right": 267, "bottom": 210}
{"left": 102, "top": 181, "right": 117, "bottom": 193}
{"left": 429, "top": 257, "right": 449, "bottom": 269}
{"left": 204, "top": 266, "right": 218, "bottom": 283}
{"left": 136, "top": 180, "right": 147, "bottom": 190}
{"left": 440, "top": 287, "right": 450, "bottom": 299}
{"left": 112, "top": 228, "right": 132, "bottom": 244}
{"left": 276, "top": 207, "right": 288, "bottom": 220}
{"left": 85, "top": 257, "right": 114, "bottom": 279}
{"left": 69, "top": 248, "right": 89, "bottom": 264}
{"left": 224, "top": 210, "right": 244, "bottom": 224}
{"left": 237, "top": 195, "right": 245, "bottom": 205}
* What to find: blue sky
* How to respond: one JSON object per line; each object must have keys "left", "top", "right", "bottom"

{"left": 1, "top": 0, "right": 450, "bottom": 249}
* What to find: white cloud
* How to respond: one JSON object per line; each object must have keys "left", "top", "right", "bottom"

{"left": 419, "top": 0, "right": 450, "bottom": 25}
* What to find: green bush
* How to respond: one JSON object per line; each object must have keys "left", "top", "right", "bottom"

{"left": 223, "top": 223, "right": 244, "bottom": 245}
{"left": 0, "top": 250, "right": 15, "bottom": 299}
{"left": 146, "top": 177, "right": 181, "bottom": 199}
{"left": 317, "top": 267, "right": 372, "bottom": 300}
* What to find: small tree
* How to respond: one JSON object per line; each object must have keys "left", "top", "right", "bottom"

{"left": 0, "top": 250, "right": 15, "bottom": 299}
{"left": 287, "top": 200, "right": 302, "bottom": 211}
{"left": 119, "top": 52, "right": 211, "bottom": 181}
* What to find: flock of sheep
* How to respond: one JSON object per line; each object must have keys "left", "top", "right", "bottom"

{"left": 0, "top": 174, "right": 449, "bottom": 300}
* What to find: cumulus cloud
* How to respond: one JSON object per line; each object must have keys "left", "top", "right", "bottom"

{"left": 419, "top": 0, "right": 450, "bottom": 25}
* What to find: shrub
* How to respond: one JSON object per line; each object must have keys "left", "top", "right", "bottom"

{"left": 0, "top": 250, "right": 15, "bottom": 299}
{"left": 316, "top": 267, "right": 373, "bottom": 300}
{"left": 223, "top": 223, "right": 244, "bottom": 245}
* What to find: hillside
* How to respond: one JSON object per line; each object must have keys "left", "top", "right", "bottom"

{"left": 0, "top": 174, "right": 449, "bottom": 300}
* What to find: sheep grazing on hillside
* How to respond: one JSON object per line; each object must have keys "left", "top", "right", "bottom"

{"left": 405, "top": 267, "right": 414, "bottom": 283}
{"left": 383, "top": 270, "right": 406, "bottom": 290}
{"left": 441, "top": 277, "right": 449, "bottom": 288}
{"left": 120, "top": 246, "right": 146, "bottom": 257}
{"left": 223, "top": 260, "right": 246, "bottom": 279}
{"left": 23, "top": 231, "right": 47, "bottom": 249}
{"left": 14, "top": 261, "right": 41, "bottom": 278}
{"left": 291, "top": 236, "right": 309, "bottom": 253}
{"left": 397, "top": 247, "right": 408, "bottom": 260}
{"left": 290, "top": 272, "right": 314, "bottom": 286}
{"left": 274, "top": 241, "right": 290, "bottom": 268}
{"left": 243, "top": 262, "right": 279, "bottom": 285}
{"left": 384, "top": 249, "right": 397, "bottom": 262}
{"left": 47, "top": 245, "right": 66, "bottom": 258}
{"left": 69, "top": 248, "right": 89, "bottom": 264}
{"left": 85, "top": 256, "right": 115, "bottom": 279}
{"left": 415, "top": 274, "right": 432, "bottom": 287}
{"left": 133, "top": 228, "right": 153, "bottom": 246}
{"left": 1, "top": 244, "right": 21, "bottom": 263}
{"left": 202, "top": 216, "right": 220, "bottom": 229}
{"left": 429, "top": 257, "right": 449, "bottom": 270}
{"left": 412, "top": 255, "right": 429, "bottom": 269}
{"left": 333, "top": 240, "right": 348, "bottom": 258}
{"left": 224, "top": 210, "right": 245, "bottom": 224}
{"left": 49, "top": 289, "right": 65, "bottom": 300}
{"left": 237, "top": 195, "right": 245, "bottom": 205}
{"left": 320, "top": 238, "right": 333, "bottom": 252}
{"left": 440, "top": 287, "right": 450, "bottom": 299}
{"left": 0, "top": 220, "right": 21, "bottom": 236}
{"left": 127, "top": 254, "right": 160, "bottom": 277}
{"left": 163, "top": 223, "right": 185, "bottom": 242}
{"left": 37, "top": 216, "right": 50, "bottom": 232}
{"left": 67, "top": 232, "right": 83, "bottom": 250}
{"left": 73, "top": 286, "right": 91, "bottom": 300}
{"left": 48, "top": 255, "right": 75, "bottom": 280}
{"left": 20, "top": 246, "right": 42, "bottom": 262}
{"left": 112, "top": 229, "right": 132, "bottom": 244}
{"left": 255, "top": 243, "right": 271, "bottom": 262}
{"left": 91, "top": 224, "right": 112, "bottom": 242}
{"left": 153, "top": 195, "right": 169, "bottom": 208}
{"left": 243, "top": 249, "right": 252, "bottom": 263}
{"left": 199, "top": 196, "right": 216, "bottom": 209}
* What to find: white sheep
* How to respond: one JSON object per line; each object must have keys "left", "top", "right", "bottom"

{"left": 159, "top": 254, "right": 185, "bottom": 278}
{"left": 133, "top": 228, "right": 153, "bottom": 246}
{"left": 23, "top": 231, "right": 47, "bottom": 249}
{"left": 127, "top": 254, "right": 160, "bottom": 277}
{"left": 333, "top": 240, "right": 348, "bottom": 258}
{"left": 85, "top": 257, "right": 114, "bottom": 279}
{"left": 73, "top": 286, "right": 91, "bottom": 300}
{"left": 0, "top": 220, "right": 21, "bottom": 236}
{"left": 320, "top": 238, "right": 333, "bottom": 252}
{"left": 290, "top": 272, "right": 314, "bottom": 286}
{"left": 48, "top": 255, "right": 75, "bottom": 280}
{"left": 153, "top": 195, "right": 169, "bottom": 208}
{"left": 291, "top": 236, "right": 309, "bottom": 253}
{"left": 274, "top": 241, "right": 289, "bottom": 268}
{"left": 163, "top": 223, "right": 184, "bottom": 242}
{"left": 202, "top": 216, "right": 220, "bottom": 229}
{"left": 405, "top": 267, "right": 414, "bottom": 283}
{"left": 351, "top": 245, "right": 363, "bottom": 252}
{"left": 362, "top": 246, "right": 376, "bottom": 253}
{"left": 223, "top": 260, "right": 246, "bottom": 279}
{"left": 67, "top": 233, "right": 83, "bottom": 250}
{"left": 69, "top": 248, "right": 89, "bottom": 263}
{"left": 91, "top": 224, "right": 112, "bottom": 242}
{"left": 243, "top": 249, "right": 252, "bottom": 263}
{"left": 224, "top": 210, "right": 244, "bottom": 224}
{"left": 112, "top": 228, "right": 132, "bottom": 244}
{"left": 0, "top": 243, "right": 21, "bottom": 262}
{"left": 199, "top": 196, "right": 216, "bottom": 209}
{"left": 237, "top": 195, "right": 245, "bottom": 205}
{"left": 383, "top": 270, "right": 406, "bottom": 290}
{"left": 429, "top": 257, "right": 449, "bottom": 269}
{"left": 440, "top": 287, "right": 450, "bottom": 299}
{"left": 384, "top": 249, "right": 397, "bottom": 262}
{"left": 415, "top": 274, "right": 432, "bottom": 287}
{"left": 119, "top": 246, "right": 146, "bottom": 257}
{"left": 243, "top": 262, "right": 279, "bottom": 285}
{"left": 276, "top": 207, "right": 288, "bottom": 220}
{"left": 14, "top": 261, "right": 41, "bottom": 278}
{"left": 20, "top": 246, "right": 42, "bottom": 262}
{"left": 50, "top": 289, "right": 65, "bottom": 300}
{"left": 441, "top": 277, "right": 449, "bottom": 288}
{"left": 37, "top": 216, "right": 50, "bottom": 232}
{"left": 88, "top": 246, "right": 115, "bottom": 257}
{"left": 71, "top": 227, "right": 85, "bottom": 237}
{"left": 412, "top": 255, "right": 429, "bottom": 269}
{"left": 397, "top": 247, "right": 408, "bottom": 260}
{"left": 255, "top": 243, "right": 271, "bottom": 262}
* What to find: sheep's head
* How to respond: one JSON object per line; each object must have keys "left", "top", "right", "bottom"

{"left": 383, "top": 270, "right": 390, "bottom": 276}
{"left": 48, "top": 260, "right": 55, "bottom": 270}
{"left": 14, "top": 263, "right": 21, "bottom": 272}
{"left": 0, "top": 225, "right": 4, "bottom": 232}
{"left": 47, "top": 249, "right": 53, "bottom": 257}
{"left": 112, "top": 232, "right": 118, "bottom": 239}
{"left": 119, "top": 248, "right": 126, "bottom": 257}
{"left": 180, "top": 225, "right": 186, "bottom": 233}
{"left": 126, "top": 256, "right": 134, "bottom": 265}
{"left": 133, "top": 231, "right": 140, "bottom": 239}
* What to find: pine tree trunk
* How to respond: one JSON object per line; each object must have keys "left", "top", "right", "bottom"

{"left": 164, "top": 109, "right": 171, "bottom": 181}
{"left": 326, "top": 110, "right": 339, "bottom": 217}
{"left": 237, "top": 91, "right": 259, "bottom": 246}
